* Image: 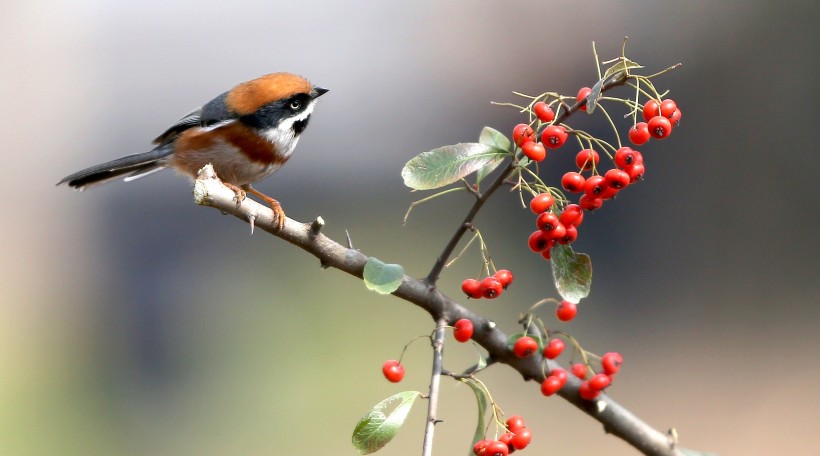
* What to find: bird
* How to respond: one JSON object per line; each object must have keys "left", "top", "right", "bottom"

{"left": 58, "top": 72, "right": 328, "bottom": 230}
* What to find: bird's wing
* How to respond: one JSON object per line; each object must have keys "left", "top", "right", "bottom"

{"left": 151, "top": 90, "right": 240, "bottom": 146}
{"left": 152, "top": 107, "right": 203, "bottom": 145}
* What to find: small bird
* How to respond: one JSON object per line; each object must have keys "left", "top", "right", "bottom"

{"left": 58, "top": 72, "right": 328, "bottom": 229}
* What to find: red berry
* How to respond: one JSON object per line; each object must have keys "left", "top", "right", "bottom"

{"left": 628, "top": 122, "right": 650, "bottom": 145}
{"left": 583, "top": 175, "right": 606, "bottom": 198}
{"left": 571, "top": 363, "right": 588, "bottom": 379}
{"left": 494, "top": 269, "right": 514, "bottom": 288}
{"left": 540, "top": 248, "right": 552, "bottom": 260}
{"left": 521, "top": 141, "right": 546, "bottom": 161}
{"left": 601, "top": 352, "right": 623, "bottom": 375}
{"left": 575, "top": 148, "right": 600, "bottom": 171}
{"left": 579, "top": 380, "right": 601, "bottom": 400}
{"left": 540, "top": 376, "right": 563, "bottom": 396}
{"left": 604, "top": 168, "right": 630, "bottom": 190}
{"left": 498, "top": 432, "right": 516, "bottom": 451}
{"left": 614, "top": 147, "right": 643, "bottom": 168}
{"left": 659, "top": 99, "right": 677, "bottom": 118}
{"left": 543, "top": 338, "right": 565, "bottom": 359}
{"left": 529, "top": 193, "right": 554, "bottom": 214}
{"left": 485, "top": 440, "right": 510, "bottom": 456}
{"left": 536, "top": 212, "right": 560, "bottom": 232}
{"left": 668, "top": 108, "right": 682, "bottom": 127}
{"left": 561, "top": 172, "right": 586, "bottom": 193}
{"left": 462, "top": 278, "right": 482, "bottom": 299}
{"left": 556, "top": 300, "right": 578, "bottom": 322}
{"left": 576, "top": 86, "right": 592, "bottom": 111}
{"left": 382, "top": 359, "right": 405, "bottom": 383}
{"left": 551, "top": 368, "right": 569, "bottom": 386}
{"left": 527, "top": 230, "right": 550, "bottom": 253}
{"left": 589, "top": 373, "right": 612, "bottom": 391}
{"left": 547, "top": 222, "right": 567, "bottom": 241}
{"left": 647, "top": 115, "right": 673, "bottom": 139}
{"left": 533, "top": 101, "right": 555, "bottom": 122}
{"left": 511, "top": 428, "right": 532, "bottom": 450}
{"left": 541, "top": 125, "right": 568, "bottom": 149}
{"left": 505, "top": 415, "right": 526, "bottom": 433}
{"left": 473, "top": 439, "right": 491, "bottom": 455}
{"left": 513, "top": 336, "right": 538, "bottom": 358}
{"left": 453, "top": 318, "right": 474, "bottom": 342}
{"left": 578, "top": 194, "right": 603, "bottom": 211}
{"left": 512, "top": 123, "right": 535, "bottom": 146}
{"left": 559, "top": 204, "right": 584, "bottom": 227}
{"left": 479, "top": 276, "right": 503, "bottom": 299}
{"left": 642, "top": 99, "right": 661, "bottom": 122}
{"left": 624, "top": 162, "right": 645, "bottom": 183}
{"left": 557, "top": 224, "right": 577, "bottom": 244}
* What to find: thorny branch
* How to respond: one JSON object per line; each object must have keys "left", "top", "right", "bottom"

{"left": 193, "top": 157, "right": 683, "bottom": 456}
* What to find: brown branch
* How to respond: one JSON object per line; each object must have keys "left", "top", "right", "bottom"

{"left": 422, "top": 318, "right": 447, "bottom": 456}
{"left": 193, "top": 164, "right": 683, "bottom": 456}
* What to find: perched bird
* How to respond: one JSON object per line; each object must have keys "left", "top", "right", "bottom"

{"left": 58, "top": 72, "right": 328, "bottom": 229}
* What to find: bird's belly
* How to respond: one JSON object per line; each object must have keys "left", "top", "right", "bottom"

{"left": 172, "top": 133, "right": 284, "bottom": 186}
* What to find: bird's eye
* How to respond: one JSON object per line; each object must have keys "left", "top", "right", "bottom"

{"left": 288, "top": 100, "right": 302, "bottom": 111}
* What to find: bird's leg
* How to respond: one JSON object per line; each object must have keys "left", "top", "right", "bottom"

{"left": 222, "top": 182, "right": 246, "bottom": 208}
{"left": 245, "top": 185, "right": 286, "bottom": 230}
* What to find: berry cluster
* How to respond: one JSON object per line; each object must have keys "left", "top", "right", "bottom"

{"left": 628, "top": 98, "right": 682, "bottom": 145}
{"left": 473, "top": 415, "right": 533, "bottom": 456}
{"left": 544, "top": 351, "right": 623, "bottom": 399}
{"left": 462, "top": 269, "right": 514, "bottom": 299}
{"left": 527, "top": 195, "right": 585, "bottom": 260}
{"left": 512, "top": 90, "right": 683, "bottom": 261}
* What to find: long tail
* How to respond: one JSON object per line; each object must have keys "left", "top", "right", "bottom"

{"left": 57, "top": 146, "right": 174, "bottom": 190}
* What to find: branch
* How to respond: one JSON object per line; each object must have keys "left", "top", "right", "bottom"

{"left": 193, "top": 164, "right": 684, "bottom": 456}
{"left": 422, "top": 318, "right": 446, "bottom": 456}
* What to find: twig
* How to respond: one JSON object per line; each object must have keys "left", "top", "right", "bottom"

{"left": 193, "top": 165, "right": 685, "bottom": 456}
{"left": 421, "top": 318, "right": 447, "bottom": 456}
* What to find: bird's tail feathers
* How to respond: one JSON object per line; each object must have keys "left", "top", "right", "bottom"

{"left": 58, "top": 146, "right": 174, "bottom": 190}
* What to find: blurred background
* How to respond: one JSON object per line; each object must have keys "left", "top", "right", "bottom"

{"left": 2, "top": 0, "right": 818, "bottom": 454}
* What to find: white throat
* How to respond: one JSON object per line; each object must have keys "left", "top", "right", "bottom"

{"left": 260, "top": 101, "right": 316, "bottom": 160}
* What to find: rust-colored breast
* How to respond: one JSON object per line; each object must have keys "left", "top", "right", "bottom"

{"left": 171, "top": 122, "right": 287, "bottom": 185}
{"left": 226, "top": 73, "right": 313, "bottom": 115}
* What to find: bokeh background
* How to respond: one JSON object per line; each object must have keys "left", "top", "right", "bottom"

{"left": 2, "top": 1, "right": 818, "bottom": 455}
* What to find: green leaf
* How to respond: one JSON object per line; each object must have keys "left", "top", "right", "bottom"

{"left": 476, "top": 128, "right": 511, "bottom": 184}
{"left": 680, "top": 449, "right": 718, "bottom": 456}
{"left": 550, "top": 244, "right": 592, "bottom": 303}
{"left": 352, "top": 391, "right": 422, "bottom": 454}
{"left": 478, "top": 126, "right": 511, "bottom": 151}
{"left": 586, "top": 77, "right": 604, "bottom": 114}
{"left": 363, "top": 257, "right": 405, "bottom": 294}
{"left": 603, "top": 57, "right": 643, "bottom": 80}
{"left": 402, "top": 143, "right": 508, "bottom": 190}
{"left": 581, "top": 58, "right": 643, "bottom": 114}
{"left": 462, "top": 380, "right": 489, "bottom": 456}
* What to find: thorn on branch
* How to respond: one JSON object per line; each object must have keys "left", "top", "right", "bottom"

{"left": 248, "top": 212, "right": 257, "bottom": 235}
{"left": 310, "top": 216, "right": 325, "bottom": 238}
{"left": 462, "top": 179, "right": 482, "bottom": 199}
{"left": 345, "top": 229, "right": 354, "bottom": 249}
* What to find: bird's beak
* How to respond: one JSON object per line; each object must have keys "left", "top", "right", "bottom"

{"left": 313, "top": 86, "right": 329, "bottom": 98}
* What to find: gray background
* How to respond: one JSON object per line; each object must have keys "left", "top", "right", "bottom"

{"left": 1, "top": 1, "right": 818, "bottom": 454}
